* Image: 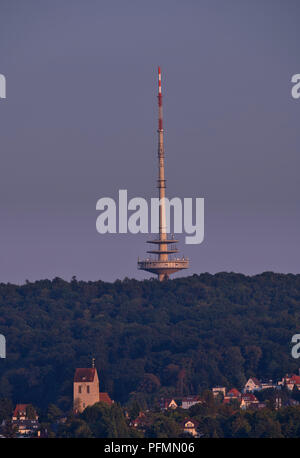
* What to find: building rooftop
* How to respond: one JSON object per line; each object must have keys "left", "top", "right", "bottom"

{"left": 74, "top": 368, "right": 96, "bottom": 383}
{"left": 99, "top": 392, "right": 113, "bottom": 405}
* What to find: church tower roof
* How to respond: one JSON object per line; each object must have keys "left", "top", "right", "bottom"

{"left": 74, "top": 368, "right": 97, "bottom": 383}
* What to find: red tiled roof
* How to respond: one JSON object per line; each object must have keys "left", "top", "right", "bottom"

{"left": 13, "top": 404, "right": 30, "bottom": 417}
{"left": 74, "top": 368, "right": 96, "bottom": 383}
{"left": 132, "top": 412, "right": 154, "bottom": 428}
{"left": 133, "top": 412, "right": 146, "bottom": 426}
{"left": 227, "top": 388, "right": 241, "bottom": 397}
{"left": 290, "top": 375, "right": 300, "bottom": 384}
{"left": 99, "top": 392, "right": 113, "bottom": 405}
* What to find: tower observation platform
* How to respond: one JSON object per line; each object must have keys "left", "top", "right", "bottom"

{"left": 138, "top": 67, "right": 189, "bottom": 281}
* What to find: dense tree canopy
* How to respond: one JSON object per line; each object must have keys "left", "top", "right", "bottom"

{"left": 0, "top": 272, "right": 299, "bottom": 411}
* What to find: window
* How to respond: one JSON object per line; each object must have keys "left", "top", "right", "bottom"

{"left": 87, "top": 385, "right": 90, "bottom": 394}
{"left": 78, "top": 385, "right": 82, "bottom": 394}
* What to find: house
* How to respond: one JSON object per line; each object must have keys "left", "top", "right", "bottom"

{"left": 227, "top": 388, "right": 241, "bottom": 398}
{"left": 212, "top": 387, "right": 226, "bottom": 398}
{"left": 12, "top": 404, "right": 38, "bottom": 421}
{"left": 240, "top": 393, "right": 259, "bottom": 409}
{"left": 278, "top": 374, "right": 300, "bottom": 391}
{"left": 243, "top": 377, "right": 262, "bottom": 393}
{"left": 13, "top": 419, "right": 40, "bottom": 436}
{"left": 131, "top": 412, "right": 147, "bottom": 429}
{"left": 12, "top": 404, "right": 39, "bottom": 437}
{"left": 223, "top": 388, "right": 241, "bottom": 404}
{"left": 181, "top": 396, "right": 202, "bottom": 409}
{"left": 260, "top": 380, "right": 279, "bottom": 391}
{"left": 131, "top": 412, "right": 154, "bottom": 431}
{"left": 160, "top": 398, "right": 178, "bottom": 410}
{"left": 73, "top": 365, "right": 113, "bottom": 413}
{"left": 181, "top": 418, "right": 199, "bottom": 437}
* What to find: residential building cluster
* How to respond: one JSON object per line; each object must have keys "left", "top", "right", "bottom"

{"left": 211, "top": 373, "right": 300, "bottom": 409}
{"left": 2, "top": 369, "right": 300, "bottom": 437}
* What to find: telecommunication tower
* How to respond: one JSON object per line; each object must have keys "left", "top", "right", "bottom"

{"left": 138, "top": 68, "right": 189, "bottom": 281}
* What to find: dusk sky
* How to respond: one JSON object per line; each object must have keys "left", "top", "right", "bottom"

{"left": 0, "top": 0, "right": 299, "bottom": 283}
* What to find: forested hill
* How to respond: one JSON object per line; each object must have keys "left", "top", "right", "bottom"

{"left": 0, "top": 272, "right": 299, "bottom": 411}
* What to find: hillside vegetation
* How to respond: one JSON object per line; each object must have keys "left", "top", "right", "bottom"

{"left": 0, "top": 272, "right": 299, "bottom": 410}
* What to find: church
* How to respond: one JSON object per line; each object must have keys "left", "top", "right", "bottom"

{"left": 73, "top": 362, "right": 113, "bottom": 413}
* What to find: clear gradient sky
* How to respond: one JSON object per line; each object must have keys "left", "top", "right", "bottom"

{"left": 0, "top": 0, "right": 299, "bottom": 283}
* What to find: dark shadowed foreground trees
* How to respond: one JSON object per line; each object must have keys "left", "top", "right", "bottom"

{"left": 59, "top": 402, "right": 139, "bottom": 438}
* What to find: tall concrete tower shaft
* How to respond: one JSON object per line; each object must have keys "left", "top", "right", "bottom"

{"left": 138, "top": 67, "right": 189, "bottom": 281}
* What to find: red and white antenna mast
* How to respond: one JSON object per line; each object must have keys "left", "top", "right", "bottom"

{"left": 157, "top": 66, "right": 167, "bottom": 242}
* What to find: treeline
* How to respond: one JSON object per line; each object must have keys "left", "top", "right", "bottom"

{"left": 0, "top": 272, "right": 299, "bottom": 411}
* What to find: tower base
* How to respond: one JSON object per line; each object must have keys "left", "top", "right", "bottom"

{"left": 138, "top": 259, "right": 189, "bottom": 281}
